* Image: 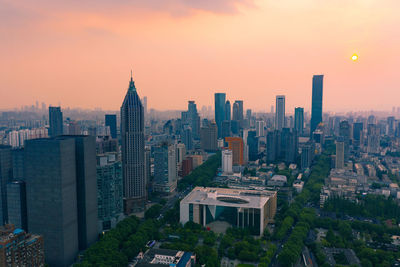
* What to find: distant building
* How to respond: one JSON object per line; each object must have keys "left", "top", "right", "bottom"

{"left": 135, "top": 248, "right": 195, "bottom": 267}
{"left": 335, "top": 138, "right": 345, "bottom": 169}
{"left": 215, "top": 93, "right": 226, "bottom": 138}
{"left": 225, "top": 137, "right": 244, "bottom": 166}
{"left": 0, "top": 224, "right": 44, "bottom": 266}
{"left": 367, "top": 124, "right": 380, "bottom": 154}
{"left": 180, "top": 187, "right": 277, "bottom": 236}
{"left": 0, "top": 145, "right": 12, "bottom": 225}
{"left": 301, "top": 141, "right": 315, "bottom": 170}
{"left": 222, "top": 150, "right": 233, "bottom": 174}
{"left": 225, "top": 100, "right": 231, "bottom": 121}
{"left": 247, "top": 130, "right": 258, "bottom": 161}
{"left": 105, "top": 114, "right": 117, "bottom": 139}
{"left": 310, "top": 75, "right": 324, "bottom": 136}
{"left": 275, "top": 95, "right": 285, "bottom": 131}
{"left": 96, "top": 153, "right": 123, "bottom": 232}
{"left": 200, "top": 122, "right": 218, "bottom": 152}
{"left": 48, "top": 106, "right": 63, "bottom": 137}
{"left": 294, "top": 107, "right": 304, "bottom": 135}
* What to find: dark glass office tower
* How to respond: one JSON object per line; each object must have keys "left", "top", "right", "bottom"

{"left": 275, "top": 95, "right": 285, "bottom": 131}
{"left": 25, "top": 137, "right": 79, "bottom": 267}
{"left": 215, "top": 93, "right": 226, "bottom": 138}
{"left": 0, "top": 145, "right": 12, "bottom": 225}
{"left": 105, "top": 114, "right": 117, "bottom": 139}
{"left": 294, "top": 107, "right": 304, "bottom": 135}
{"left": 49, "top": 106, "right": 63, "bottom": 137}
{"left": 225, "top": 100, "right": 231, "bottom": 121}
{"left": 310, "top": 75, "right": 324, "bottom": 136}
{"left": 72, "top": 136, "right": 98, "bottom": 250}
{"left": 187, "top": 101, "right": 200, "bottom": 139}
{"left": 6, "top": 181, "right": 27, "bottom": 231}
{"left": 120, "top": 76, "right": 146, "bottom": 214}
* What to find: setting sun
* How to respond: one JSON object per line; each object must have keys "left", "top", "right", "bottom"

{"left": 352, "top": 54, "right": 359, "bottom": 61}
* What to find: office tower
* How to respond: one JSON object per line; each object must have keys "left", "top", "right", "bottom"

{"left": 310, "top": 75, "right": 324, "bottom": 136}
{"left": 367, "top": 124, "right": 380, "bottom": 154}
{"left": 73, "top": 136, "right": 98, "bottom": 251}
{"left": 275, "top": 95, "right": 285, "bottom": 131}
{"left": 121, "top": 76, "right": 146, "bottom": 214}
{"left": 153, "top": 144, "right": 177, "bottom": 193}
{"left": 200, "top": 122, "right": 218, "bottom": 152}
{"left": 353, "top": 122, "right": 363, "bottom": 143}
{"left": 339, "top": 120, "right": 351, "bottom": 161}
{"left": 25, "top": 137, "right": 79, "bottom": 266}
{"left": 301, "top": 141, "right": 315, "bottom": 170}
{"left": 335, "top": 138, "right": 345, "bottom": 169}
{"left": 266, "top": 131, "right": 279, "bottom": 162}
{"left": 242, "top": 129, "right": 249, "bottom": 164}
{"left": 231, "top": 120, "right": 240, "bottom": 135}
{"left": 143, "top": 96, "right": 148, "bottom": 117}
{"left": 222, "top": 150, "right": 233, "bottom": 174}
{"left": 214, "top": 93, "right": 226, "bottom": 138}
{"left": 367, "top": 115, "right": 376, "bottom": 125}
{"left": 225, "top": 100, "right": 231, "bottom": 121}
{"left": 256, "top": 120, "right": 265, "bottom": 137}
{"left": 225, "top": 137, "right": 244, "bottom": 166}
{"left": 11, "top": 149, "right": 24, "bottom": 181}
{"left": 387, "top": 116, "right": 395, "bottom": 136}
{"left": 0, "top": 145, "right": 12, "bottom": 225}
{"left": 6, "top": 181, "right": 27, "bottom": 231}
{"left": 222, "top": 120, "right": 231, "bottom": 138}
{"left": 187, "top": 101, "right": 200, "bottom": 139}
{"left": 233, "top": 100, "right": 244, "bottom": 128}
{"left": 182, "top": 127, "right": 193, "bottom": 151}
{"left": 96, "top": 153, "right": 123, "bottom": 231}
{"left": 280, "top": 128, "right": 298, "bottom": 163}
{"left": 105, "top": 114, "right": 117, "bottom": 139}
{"left": 0, "top": 225, "right": 45, "bottom": 266}
{"left": 48, "top": 106, "right": 63, "bottom": 137}
{"left": 176, "top": 143, "right": 186, "bottom": 165}
{"left": 294, "top": 107, "right": 304, "bottom": 135}
{"left": 247, "top": 130, "right": 258, "bottom": 161}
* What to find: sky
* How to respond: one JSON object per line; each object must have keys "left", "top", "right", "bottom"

{"left": 0, "top": 0, "right": 399, "bottom": 113}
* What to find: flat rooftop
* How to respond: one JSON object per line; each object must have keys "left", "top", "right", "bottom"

{"left": 181, "top": 187, "right": 276, "bottom": 209}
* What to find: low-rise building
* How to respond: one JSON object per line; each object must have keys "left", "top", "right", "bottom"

{"left": 135, "top": 248, "right": 195, "bottom": 267}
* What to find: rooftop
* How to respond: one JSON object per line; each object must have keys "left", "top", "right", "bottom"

{"left": 181, "top": 187, "right": 276, "bottom": 208}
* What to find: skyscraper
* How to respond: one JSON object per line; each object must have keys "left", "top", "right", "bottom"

{"left": 48, "top": 106, "right": 63, "bottom": 137}
{"left": 225, "top": 137, "right": 244, "bottom": 166}
{"left": 187, "top": 101, "right": 200, "bottom": 139}
{"left": 0, "top": 145, "right": 12, "bottom": 225}
{"left": 120, "top": 75, "right": 146, "bottom": 214}
{"left": 214, "top": 93, "right": 226, "bottom": 138}
{"left": 105, "top": 114, "right": 117, "bottom": 139}
{"left": 6, "top": 181, "right": 27, "bottom": 231}
{"left": 200, "top": 121, "right": 218, "bottom": 152}
{"left": 153, "top": 144, "right": 177, "bottom": 193}
{"left": 25, "top": 137, "right": 79, "bottom": 266}
{"left": 275, "top": 95, "right": 285, "bottom": 131}
{"left": 233, "top": 100, "right": 244, "bottom": 128}
{"left": 294, "top": 107, "right": 304, "bottom": 135}
{"left": 310, "top": 75, "right": 324, "bottom": 136}
{"left": 335, "top": 138, "right": 345, "bottom": 169}
{"left": 225, "top": 100, "right": 231, "bottom": 121}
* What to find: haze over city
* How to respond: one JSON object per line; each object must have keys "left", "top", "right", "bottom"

{"left": 1, "top": 0, "right": 399, "bottom": 111}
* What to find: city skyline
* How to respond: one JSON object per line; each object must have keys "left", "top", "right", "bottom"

{"left": 1, "top": 1, "right": 399, "bottom": 111}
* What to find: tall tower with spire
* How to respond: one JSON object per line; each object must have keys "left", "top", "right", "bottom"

{"left": 121, "top": 74, "right": 146, "bottom": 214}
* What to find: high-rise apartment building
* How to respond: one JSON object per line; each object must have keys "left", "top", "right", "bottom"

{"left": 121, "top": 76, "right": 146, "bottom": 214}
{"left": 200, "top": 122, "right": 218, "bottom": 152}
{"left": 214, "top": 93, "right": 226, "bottom": 138}
{"left": 153, "top": 144, "right": 177, "bottom": 193}
{"left": 275, "top": 95, "right": 285, "bottom": 131}
{"left": 48, "top": 106, "right": 63, "bottom": 137}
{"left": 335, "top": 138, "right": 345, "bottom": 169}
{"left": 222, "top": 150, "right": 233, "bottom": 174}
{"left": 310, "top": 75, "right": 324, "bottom": 136}
{"left": 105, "top": 114, "right": 117, "bottom": 139}
{"left": 96, "top": 153, "right": 123, "bottom": 231}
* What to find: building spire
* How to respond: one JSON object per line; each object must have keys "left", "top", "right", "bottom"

{"left": 128, "top": 70, "right": 136, "bottom": 91}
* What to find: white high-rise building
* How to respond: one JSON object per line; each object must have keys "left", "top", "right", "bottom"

{"left": 222, "top": 149, "right": 233, "bottom": 174}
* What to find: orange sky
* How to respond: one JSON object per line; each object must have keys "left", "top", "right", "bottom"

{"left": 0, "top": 0, "right": 399, "bottom": 112}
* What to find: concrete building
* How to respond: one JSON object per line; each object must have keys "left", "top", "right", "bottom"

{"left": 0, "top": 224, "right": 44, "bottom": 266}
{"left": 200, "top": 122, "right": 218, "bottom": 152}
{"left": 225, "top": 137, "right": 244, "bottom": 166}
{"left": 135, "top": 248, "right": 195, "bottom": 267}
{"left": 335, "top": 138, "right": 345, "bottom": 169}
{"left": 0, "top": 145, "right": 12, "bottom": 225}
{"left": 222, "top": 150, "right": 233, "bottom": 174}
{"left": 48, "top": 106, "right": 63, "bottom": 137}
{"left": 180, "top": 187, "right": 277, "bottom": 236}
{"left": 153, "top": 144, "right": 177, "bottom": 193}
